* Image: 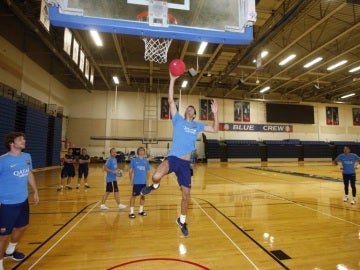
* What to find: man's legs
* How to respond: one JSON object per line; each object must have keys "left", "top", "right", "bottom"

{"left": 141, "top": 160, "right": 169, "bottom": 195}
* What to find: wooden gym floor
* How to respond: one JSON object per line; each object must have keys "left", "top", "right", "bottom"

{"left": 5, "top": 161, "right": 360, "bottom": 270}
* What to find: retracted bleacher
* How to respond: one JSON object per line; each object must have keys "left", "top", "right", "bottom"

{"left": 301, "top": 141, "right": 332, "bottom": 160}
{"left": 225, "top": 140, "right": 260, "bottom": 161}
{"left": 263, "top": 139, "right": 301, "bottom": 160}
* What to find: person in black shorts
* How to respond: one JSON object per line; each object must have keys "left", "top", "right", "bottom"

{"left": 128, "top": 147, "right": 150, "bottom": 218}
{"left": 57, "top": 148, "right": 75, "bottom": 191}
{"left": 77, "top": 148, "right": 91, "bottom": 189}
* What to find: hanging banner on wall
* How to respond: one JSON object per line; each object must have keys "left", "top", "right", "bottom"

{"left": 219, "top": 123, "right": 293, "bottom": 132}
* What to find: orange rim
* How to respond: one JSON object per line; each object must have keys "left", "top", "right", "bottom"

{"left": 137, "top": 11, "right": 177, "bottom": 25}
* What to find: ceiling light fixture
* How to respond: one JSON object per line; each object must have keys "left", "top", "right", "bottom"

{"left": 327, "top": 60, "right": 348, "bottom": 71}
{"left": 260, "top": 86, "right": 270, "bottom": 93}
{"left": 349, "top": 66, "right": 360, "bottom": 73}
{"left": 261, "top": 50, "right": 268, "bottom": 58}
{"left": 340, "top": 93, "right": 355, "bottom": 99}
{"left": 197, "top": 42, "right": 208, "bottom": 55}
{"left": 303, "top": 57, "right": 323, "bottom": 68}
{"left": 279, "top": 54, "right": 296, "bottom": 66}
{"left": 181, "top": 81, "right": 188, "bottom": 88}
{"left": 90, "top": 30, "right": 103, "bottom": 47}
{"left": 112, "top": 76, "right": 119, "bottom": 84}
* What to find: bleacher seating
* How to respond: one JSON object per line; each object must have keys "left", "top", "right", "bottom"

{"left": 225, "top": 140, "right": 260, "bottom": 159}
{"left": 301, "top": 141, "right": 332, "bottom": 159}
{"left": 331, "top": 141, "right": 360, "bottom": 156}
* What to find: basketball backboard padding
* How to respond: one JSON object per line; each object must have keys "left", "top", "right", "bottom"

{"left": 48, "top": 0, "right": 255, "bottom": 45}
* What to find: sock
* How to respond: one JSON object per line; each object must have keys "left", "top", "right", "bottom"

{"left": 180, "top": 215, "right": 186, "bottom": 224}
{"left": 153, "top": 183, "right": 159, "bottom": 189}
{"left": 130, "top": 207, "right": 134, "bottom": 214}
{"left": 6, "top": 242, "right": 17, "bottom": 254}
{"left": 139, "top": 205, "right": 144, "bottom": 213}
{"left": 0, "top": 259, "right": 3, "bottom": 270}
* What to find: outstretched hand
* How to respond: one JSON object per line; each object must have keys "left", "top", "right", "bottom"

{"left": 210, "top": 99, "right": 218, "bottom": 114}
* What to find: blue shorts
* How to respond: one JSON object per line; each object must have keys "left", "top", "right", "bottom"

{"left": 167, "top": 156, "right": 192, "bottom": 188}
{"left": 106, "top": 181, "right": 119, "bottom": 192}
{"left": 0, "top": 199, "right": 29, "bottom": 235}
{"left": 132, "top": 184, "right": 146, "bottom": 196}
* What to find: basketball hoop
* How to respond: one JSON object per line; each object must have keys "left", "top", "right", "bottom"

{"left": 137, "top": 10, "right": 177, "bottom": 64}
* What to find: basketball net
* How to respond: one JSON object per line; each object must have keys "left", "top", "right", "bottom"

{"left": 142, "top": 37, "right": 173, "bottom": 64}
{"left": 137, "top": 0, "right": 177, "bottom": 64}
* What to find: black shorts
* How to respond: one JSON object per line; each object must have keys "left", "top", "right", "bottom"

{"left": 132, "top": 184, "right": 146, "bottom": 196}
{"left": 61, "top": 165, "right": 75, "bottom": 178}
{"left": 106, "top": 181, "right": 119, "bottom": 192}
{"left": 78, "top": 165, "right": 89, "bottom": 178}
{"left": 0, "top": 199, "right": 29, "bottom": 235}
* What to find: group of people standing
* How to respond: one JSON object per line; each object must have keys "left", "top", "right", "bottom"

{"left": 57, "top": 147, "right": 91, "bottom": 191}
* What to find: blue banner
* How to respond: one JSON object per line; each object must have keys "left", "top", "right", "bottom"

{"left": 219, "top": 123, "right": 293, "bottom": 132}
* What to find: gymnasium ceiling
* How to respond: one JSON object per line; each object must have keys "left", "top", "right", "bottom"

{"left": 1, "top": 0, "right": 360, "bottom": 104}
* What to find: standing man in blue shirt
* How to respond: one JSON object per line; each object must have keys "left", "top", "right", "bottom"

{"left": 141, "top": 72, "right": 219, "bottom": 236}
{"left": 128, "top": 147, "right": 150, "bottom": 219}
{"left": 334, "top": 145, "right": 360, "bottom": 205}
{"left": 0, "top": 132, "right": 39, "bottom": 269}
{"left": 100, "top": 148, "right": 127, "bottom": 210}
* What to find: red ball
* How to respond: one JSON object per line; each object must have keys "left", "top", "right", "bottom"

{"left": 169, "top": 59, "right": 186, "bottom": 76}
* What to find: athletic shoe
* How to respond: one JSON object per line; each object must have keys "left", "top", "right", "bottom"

{"left": 351, "top": 198, "right": 356, "bottom": 205}
{"left": 343, "top": 195, "right": 349, "bottom": 202}
{"left": 176, "top": 217, "right": 189, "bottom": 237}
{"left": 129, "top": 213, "right": 136, "bottom": 219}
{"left": 140, "top": 184, "right": 160, "bottom": 196}
{"left": 65, "top": 185, "right": 72, "bottom": 190}
{"left": 76, "top": 185, "right": 80, "bottom": 189}
{"left": 85, "top": 184, "right": 90, "bottom": 188}
{"left": 4, "top": 250, "right": 25, "bottom": 261}
{"left": 57, "top": 186, "right": 63, "bottom": 192}
{"left": 100, "top": 204, "right": 109, "bottom": 210}
{"left": 138, "top": 211, "right": 147, "bottom": 216}
{"left": 119, "top": 204, "right": 127, "bottom": 209}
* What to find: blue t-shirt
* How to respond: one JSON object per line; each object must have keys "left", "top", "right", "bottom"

{"left": 335, "top": 153, "right": 360, "bottom": 174}
{"left": 105, "top": 156, "right": 117, "bottom": 182}
{"left": 0, "top": 152, "right": 33, "bottom": 204}
{"left": 130, "top": 157, "right": 150, "bottom": 185}
{"left": 168, "top": 112, "right": 206, "bottom": 157}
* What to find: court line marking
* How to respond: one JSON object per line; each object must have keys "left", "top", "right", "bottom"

{"left": 192, "top": 198, "right": 260, "bottom": 270}
{"left": 212, "top": 169, "right": 360, "bottom": 227}
{"left": 27, "top": 202, "right": 100, "bottom": 270}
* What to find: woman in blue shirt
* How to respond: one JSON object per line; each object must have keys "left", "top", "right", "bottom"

{"left": 334, "top": 145, "right": 360, "bottom": 205}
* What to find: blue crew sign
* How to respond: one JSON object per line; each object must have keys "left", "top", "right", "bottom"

{"left": 219, "top": 123, "right": 293, "bottom": 132}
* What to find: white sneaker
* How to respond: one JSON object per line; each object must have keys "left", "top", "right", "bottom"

{"left": 343, "top": 196, "right": 349, "bottom": 202}
{"left": 118, "top": 204, "right": 127, "bottom": 209}
{"left": 100, "top": 204, "right": 109, "bottom": 210}
{"left": 351, "top": 198, "right": 356, "bottom": 205}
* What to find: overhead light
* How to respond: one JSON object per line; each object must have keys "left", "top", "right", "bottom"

{"left": 197, "top": 42, "right": 208, "bottom": 55}
{"left": 112, "top": 76, "right": 119, "bottom": 84}
{"left": 327, "top": 60, "right": 348, "bottom": 71}
{"left": 261, "top": 50, "right": 268, "bottom": 58}
{"left": 181, "top": 80, "right": 188, "bottom": 88}
{"left": 340, "top": 93, "right": 355, "bottom": 99}
{"left": 304, "top": 57, "right": 323, "bottom": 68}
{"left": 279, "top": 54, "right": 296, "bottom": 66}
{"left": 260, "top": 86, "right": 270, "bottom": 93}
{"left": 349, "top": 66, "right": 360, "bottom": 73}
{"left": 90, "top": 30, "right": 103, "bottom": 47}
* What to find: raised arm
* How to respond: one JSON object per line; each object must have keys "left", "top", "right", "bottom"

{"left": 204, "top": 99, "right": 219, "bottom": 133}
{"left": 168, "top": 72, "right": 179, "bottom": 117}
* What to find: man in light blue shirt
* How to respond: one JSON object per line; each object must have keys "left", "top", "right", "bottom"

{"left": 141, "top": 72, "right": 219, "bottom": 236}
{"left": 334, "top": 145, "right": 360, "bottom": 205}
{"left": 0, "top": 132, "right": 39, "bottom": 268}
